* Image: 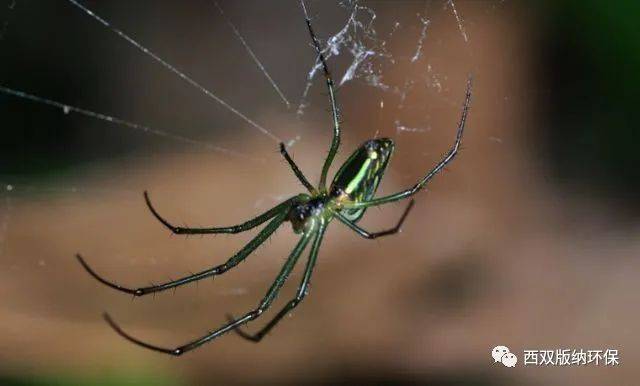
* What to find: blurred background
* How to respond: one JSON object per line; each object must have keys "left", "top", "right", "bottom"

{"left": 0, "top": 1, "right": 638, "bottom": 385}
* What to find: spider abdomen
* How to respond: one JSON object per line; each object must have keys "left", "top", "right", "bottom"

{"left": 330, "top": 138, "right": 394, "bottom": 222}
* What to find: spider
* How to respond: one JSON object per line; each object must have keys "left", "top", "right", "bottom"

{"left": 76, "top": 2, "right": 472, "bottom": 356}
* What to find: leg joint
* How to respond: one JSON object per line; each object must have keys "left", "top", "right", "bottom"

{"left": 293, "top": 288, "right": 309, "bottom": 304}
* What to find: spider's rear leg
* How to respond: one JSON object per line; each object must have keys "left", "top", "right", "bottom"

{"left": 343, "top": 76, "right": 472, "bottom": 210}
{"left": 336, "top": 200, "right": 414, "bottom": 239}
{"left": 301, "top": 0, "right": 342, "bottom": 190}
{"left": 280, "top": 143, "right": 315, "bottom": 193}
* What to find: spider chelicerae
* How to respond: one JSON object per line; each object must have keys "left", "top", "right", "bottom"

{"left": 76, "top": 2, "right": 472, "bottom": 356}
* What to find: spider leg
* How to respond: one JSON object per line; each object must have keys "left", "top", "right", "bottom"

{"left": 345, "top": 76, "right": 472, "bottom": 209}
{"left": 231, "top": 220, "right": 327, "bottom": 342}
{"left": 300, "top": 1, "right": 341, "bottom": 190}
{"left": 144, "top": 192, "right": 297, "bottom": 235}
{"left": 77, "top": 211, "right": 289, "bottom": 297}
{"left": 336, "top": 200, "right": 414, "bottom": 239}
{"left": 103, "top": 220, "right": 319, "bottom": 355}
{"left": 280, "top": 143, "right": 315, "bottom": 193}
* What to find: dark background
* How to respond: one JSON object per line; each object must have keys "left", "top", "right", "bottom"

{"left": 1, "top": 1, "right": 638, "bottom": 385}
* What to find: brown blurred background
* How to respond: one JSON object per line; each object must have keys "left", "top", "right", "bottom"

{"left": 1, "top": 1, "right": 638, "bottom": 385}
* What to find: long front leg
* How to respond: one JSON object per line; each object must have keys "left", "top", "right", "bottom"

{"left": 104, "top": 221, "right": 319, "bottom": 356}
{"left": 346, "top": 76, "right": 472, "bottom": 210}
{"left": 145, "top": 192, "right": 298, "bottom": 235}
{"left": 77, "top": 211, "right": 288, "bottom": 297}
{"left": 301, "top": 1, "right": 341, "bottom": 190}
{"left": 232, "top": 220, "right": 327, "bottom": 342}
{"left": 336, "top": 200, "right": 414, "bottom": 239}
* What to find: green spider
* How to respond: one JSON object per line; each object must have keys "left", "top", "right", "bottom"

{"left": 76, "top": 3, "right": 472, "bottom": 356}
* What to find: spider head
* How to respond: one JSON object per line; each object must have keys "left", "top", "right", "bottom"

{"left": 330, "top": 138, "right": 394, "bottom": 221}
{"left": 288, "top": 196, "right": 326, "bottom": 234}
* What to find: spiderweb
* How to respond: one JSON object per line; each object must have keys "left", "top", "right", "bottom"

{"left": 0, "top": 0, "right": 473, "bottom": 276}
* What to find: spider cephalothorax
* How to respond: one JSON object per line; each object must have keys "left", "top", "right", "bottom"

{"left": 76, "top": 1, "right": 472, "bottom": 356}
{"left": 287, "top": 195, "right": 328, "bottom": 233}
